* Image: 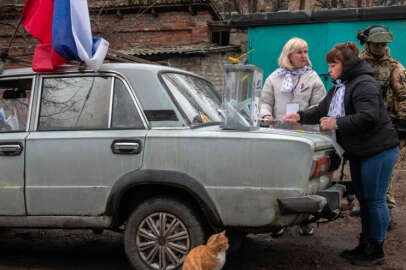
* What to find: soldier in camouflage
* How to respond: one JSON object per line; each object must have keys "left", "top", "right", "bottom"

{"left": 357, "top": 25, "right": 406, "bottom": 225}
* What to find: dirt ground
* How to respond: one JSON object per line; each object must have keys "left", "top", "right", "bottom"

{"left": 0, "top": 158, "right": 405, "bottom": 270}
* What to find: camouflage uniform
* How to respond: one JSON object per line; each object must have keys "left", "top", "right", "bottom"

{"left": 360, "top": 47, "right": 406, "bottom": 208}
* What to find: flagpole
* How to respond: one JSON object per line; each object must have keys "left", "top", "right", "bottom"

{"left": 2, "top": 20, "right": 22, "bottom": 57}
{"left": 8, "top": 20, "right": 22, "bottom": 49}
{"left": 2, "top": 0, "right": 29, "bottom": 62}
{"left": 0, "top": 19, "right": 23, "bottom": 73}
{"left": 2, "top": 0, "right": 30, "bottom": 63}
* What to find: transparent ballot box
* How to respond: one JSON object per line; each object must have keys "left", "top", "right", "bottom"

{"left": 222, "top": 64, "right": 263, "bottom": 130}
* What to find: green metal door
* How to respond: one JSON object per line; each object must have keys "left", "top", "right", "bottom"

{"left": 248, "top": 20, "right": 406, "bottom": 90}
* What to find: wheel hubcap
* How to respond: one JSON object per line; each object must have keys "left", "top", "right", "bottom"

{"left": 136, "top": 212, "right": 190, "bottom": 270}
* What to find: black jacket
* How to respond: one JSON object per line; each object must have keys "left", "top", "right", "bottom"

{"left": 298, "top": 57, "right": 399, "bottom": 159}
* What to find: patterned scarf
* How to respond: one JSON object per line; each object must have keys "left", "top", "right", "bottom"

{"left": 276, "top": 66, "right": 311, "bottom": 93}
{"left": 328, "top": 80, "right": 346, "bottom": 118}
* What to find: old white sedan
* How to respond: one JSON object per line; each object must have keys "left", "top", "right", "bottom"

{"left": 0, "top": 63, "right": 343, "bottom": 270}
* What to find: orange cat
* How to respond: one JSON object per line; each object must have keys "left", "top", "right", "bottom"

{"left": 182, "top": 231, "right": 229, "bottom": 270}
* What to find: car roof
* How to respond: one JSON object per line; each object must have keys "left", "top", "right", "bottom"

{"left": 0, "top": 62, "right": 202, "bottom": 79}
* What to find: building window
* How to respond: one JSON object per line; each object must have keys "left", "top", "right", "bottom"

{"left": 209, "top": 23, "right": 230, "bottom": 46}
{"left": 211, "top": 31, "right": 230, "bottom": 46}
{"left": 280, "top": 0, "right": 289, "bottom": 10}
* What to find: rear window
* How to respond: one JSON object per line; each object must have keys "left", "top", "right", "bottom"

{"left": 39, "top": 77, "right": 111, "bottom": 130}
{"left": 161, "top": 73, "right": 222, "bottom": 127}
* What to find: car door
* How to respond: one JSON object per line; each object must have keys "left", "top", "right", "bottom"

{"left": 0, "top": 76, "right": 33, "bottom": 215}
{"left": 25, "top": 74, "right": 148, "bottom": 215}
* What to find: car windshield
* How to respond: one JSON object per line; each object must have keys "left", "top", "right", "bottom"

{"left": 161, "top": 73, "right": 223, "bottom": 127}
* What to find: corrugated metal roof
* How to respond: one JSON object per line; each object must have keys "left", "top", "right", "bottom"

{"left": 1, "top": 43, "right": 240, "bottom": 69}
{"left": 87, "top": 0, "right": 222, "bottom": 20}
{"left": 1, "top": 0, "right": 222, "bottom": 20}
{"left": 1, "top": 0, "right": 211, "bottom": 6}
{"left": 87, "top": 0, "right": 211, "bottom": 8}
{"left": 119, "top": 42, "right": 240, "bottom": 56}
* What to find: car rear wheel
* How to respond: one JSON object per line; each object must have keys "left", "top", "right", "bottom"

{"left": 124, "top": 196, "right": 206, "bottom": 270}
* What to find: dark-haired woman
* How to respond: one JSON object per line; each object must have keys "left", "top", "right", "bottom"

{"left": 283, "top": 42, "right": 399, "bottom": 266}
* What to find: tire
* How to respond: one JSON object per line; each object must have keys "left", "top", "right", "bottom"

{"left": 124, "top": 196, "right": 206, "bottom": 270}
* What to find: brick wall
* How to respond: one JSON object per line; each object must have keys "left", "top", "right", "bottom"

{"left": 91, "top": 10, "right": 212, "bottom": 48}
{"left": 0, "top": 13, "right": 39, "bottom": 69}
{"left": 0, "top": 10, "right": 212, "bottom": 46}
{"left": 168, "top": 51, "right": 239, "bottom": 93}
{"left": 0, "top": 9, "right": 214, "bottom": 65}
{"left": 1, "top": 5, "right": 240, "bottom": 95}
{"left": 230, "top": 29, "right": 248, "bottom": 52}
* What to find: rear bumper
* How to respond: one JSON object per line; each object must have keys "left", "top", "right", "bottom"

{"left": 277, "top": 184, "right": 346, "bottom": 219}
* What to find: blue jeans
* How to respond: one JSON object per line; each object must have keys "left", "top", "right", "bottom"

{"left": 349, "top": 146, "right": 399, "bottom": 243}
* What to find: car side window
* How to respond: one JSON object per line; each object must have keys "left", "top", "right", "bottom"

{"left": 0, "top": 78, "right": 32, "bottom": 132}
{"left": 112, "top": 79, "right": 144, "bottom": 129}
{"left": 39, "top": 76, "right": 111, "bottom": 130}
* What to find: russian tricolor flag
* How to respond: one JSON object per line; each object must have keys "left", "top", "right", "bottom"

{"left": 21, "top": 0, "right": 109, "bottom": 72}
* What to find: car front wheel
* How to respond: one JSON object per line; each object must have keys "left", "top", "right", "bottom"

{"left": 124, "top": 196, "right": 206, "bottom": 270}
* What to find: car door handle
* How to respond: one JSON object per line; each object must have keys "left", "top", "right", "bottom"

{"left": 111, "top": 140, "right": 142, "bottom": 155}
{"left": 0, "top": 143, "right": 23, "bottom": 156}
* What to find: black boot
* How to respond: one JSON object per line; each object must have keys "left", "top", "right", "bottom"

{"left": 350, "top": 239, "right": 385, "bottom": 266}
{"left": 340, "top": 233, "right": 367, "bottom": 260}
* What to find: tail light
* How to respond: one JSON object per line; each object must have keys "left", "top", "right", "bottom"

{"left": 312, "top": 156, "right": 330, "bottom": 178}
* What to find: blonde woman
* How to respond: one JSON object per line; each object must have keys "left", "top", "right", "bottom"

{"left": 260, "top": 37, "right": 326, "bottom": 125}
{"left": 260, "top": 37, "right": 326, "bottom": 236}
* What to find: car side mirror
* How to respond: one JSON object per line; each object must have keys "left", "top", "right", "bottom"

{"left": 3, "top": 90, "right": 27, "bottom": 99}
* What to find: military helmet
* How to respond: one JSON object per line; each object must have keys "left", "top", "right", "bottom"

{"left": 357, "top": 25, "right": 393, "bottom": 45}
